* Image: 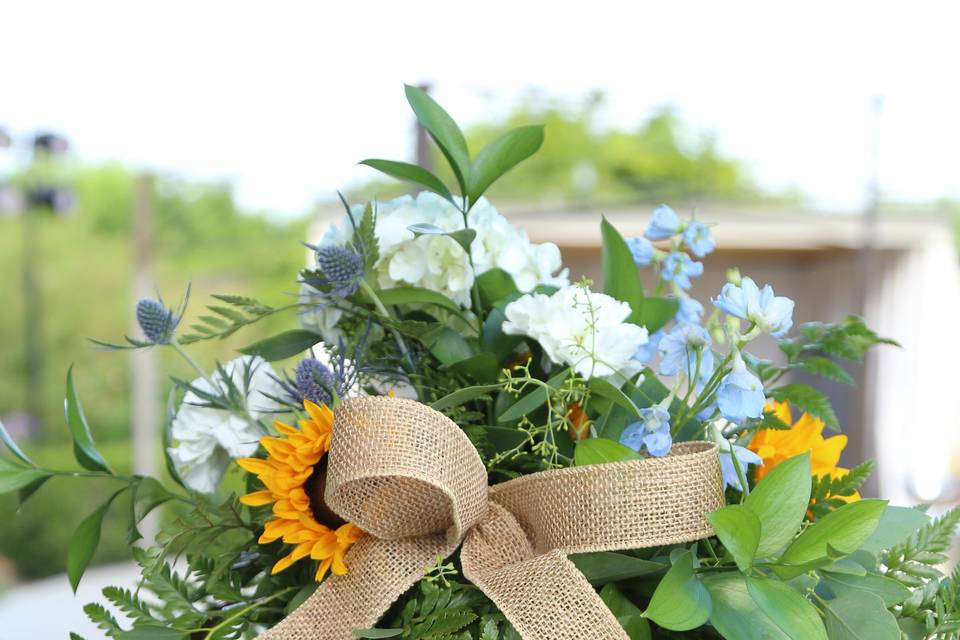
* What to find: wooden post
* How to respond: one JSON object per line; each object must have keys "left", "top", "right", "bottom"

{"left": 131, "top": 173, "right": 159, "bottom": 542}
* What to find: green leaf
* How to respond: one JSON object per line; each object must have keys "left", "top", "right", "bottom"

{"left": 643, "top": 550, "right": 711, "bottom": 631}
{"left": 0, "top": 418, "right": 34, "bottom": 466}
{"left": 428, "top": 327, "right": 474, "bottom": 366}
{"left": 570, "top": 551, "right": 666, "bottom": 585}
{"left": 859, "top": 505, "right": 930, "bottom": 553}
{"left": 128, "top": 476, "right": 177, "bottom": 543}
{"left": 601, "top": 216, "right": 645, "bottom": 325}
{"left": 0, "top": 465, "right": 51, "bottom": 494}
{"left": 574, "top": 438, "right": 641, "bottom": 466}
{"left": 116, "top": 626, "right": 186, "bottom": 640}
{"left": 481, "top": 306, "right": 523, "bottom": 363}
{"left": 497, "top": 369, "right": 569, "bottom": 423}
{"left": 791, "top": 356, "right": 855, "bottom": 385}
{"left": 708, "top": 505, "right": 761, "bottom": 572}
{"left": 378, "top": 287, "right": 465, "bottom": 316}
{"left": 745, "top": 576, "right": 827, "bottom": 640}
{"left": 779, "top": 499, "right": 887, "bottom": 567}
{"left": 589, "top": 378, "right": 642, "bottom": 419}
{"left": 404, "top": 83, "right": 471, "bottom": 193}
{"left": 476, "top": 268, "right": 519, "bottom": 307}
{"left": 65, "top": 366, "right": 112, "bottom": 473}
{"left": 743, "top": 452, "right": 811, "bottom": 558}
{"left": 466, "top": 125, "right": 544, "bottom": 204}
{"left": 600, "top": 583, "right": 652, "bottom": 640}
{"left": 407, "top": 223, "right": 477, "bottom": 254}
{"left": 702, "top": 572, "right": 790, "bottom": 640}
{"left": 68, "top": 487, "right": 127, "bottom": 591}
{"left": 821, "top": 571, "right": 911, "bottom": 606}
{"left": 358, "top": 159, "right": 453, "bottom": 202}
{"left": 638, "top": 297, "right": 680, "bottom": 334}
{"left": 431, "top": 384, "right": 501, "bottom": 411}
{"left": 821, "top": 592, "right": 901, "bottom": 640}
{"left": 448, "top": 352, "right": 500, "bottom": 384}
{"left": 352, "top": 629, "right": 403, "bottom": 639}
{"left": 240, "top": 329, "right": 321, "bottom": 361}
{"left": 770, "top": 384, "right": 839, "bottom": 431}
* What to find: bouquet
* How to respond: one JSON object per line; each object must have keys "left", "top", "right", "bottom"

{"left": 3, "top": 85, "right": 959, "bottom": 640}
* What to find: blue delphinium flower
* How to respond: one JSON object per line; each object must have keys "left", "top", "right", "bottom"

{"left": 626, "top": 236, "right": 655, "bottom": 267}
{"left": 682, "top": 221, "right": 716, "bottom": 258}
{"left": 295, "top": 357, "right": 337, "bottom": 405}
{"left": 633, "top": 329, "right": 663, "bottom": 365}
{"left": 136, "top": 298, "right": 178, "bottom": 344}
{"left": 620, "top": 406, "right": 672, "bottom": 457}
{"left": 676, "top": 296, "right": 704, "bottom": 324}
{"left": 713, "top": 276, "right": 794, "bottom": 337}
{"left": 716, "top": 354, "right": 765, "bottom": 424}
{"left": 315, "top": 244, "right": 364, "bottom": 298}
{"left": 661, "top": 252, "right": 703, "bottom": 290}
{"left": 658, "top": 324, "right": 714, "bottom": 380}
{"left": 645, "top": 204, "right": 681, "bottom": 240}
{"left": 720, "top": 444, "right": 762, "bottom": 491}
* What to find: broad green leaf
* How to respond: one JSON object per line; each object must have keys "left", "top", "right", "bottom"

{"left": 859, "top": 505, "right": 930, "bottom": 553}
{"left": 821, "top": 571, "right": 911, "bottom": 606}
{"left": 65, "top": 366, "right": 112, "bottom": 473}
{"left": 701, "top": 573, "right": 790, "bottom": 640}
{"left": 744, "top": 452, "right": 811, "bottom": 558}
{"left": 638, "top": 297, "right": 680, "bottom": 334}
{"left": 574, "top": 438, "right": 641, "bottom": 466}
{"left": 466, "top": 126, "right": 544, "bottom": 204}
{"left": 471, "top": 425, "right": 528, "bottom": 453}
{"left": 589, "top": 378, "right": 642, "bottom": 419}
{"left": 643, "top": 550, "right": 711, "bottom": 631}
{"left": 708, "top": 505, "right": 761, "bottom": 572}
{"left": 746, "top": 576, "right": 827, "bottom": 640}
{"left": 427, "top": 327, "right": 474, "bottom": 366}
{"left": 377, "top": 286, "right": 463, "bottom": 315}
{"left": 570, "top": 551, "right": 666, "bottom": 585}
{"left": 17, "top": 474, "right": 50, "bottom": 504}
{"left": 0, "top": 466, "right": 51, "bottom": 494}
{"left": 476, "top": 268, "right": 519, "bottom": 307}
{"left": 0, "top": 418, "right": 34, "bottom": 466}
{"left": 352, "top": 629, "right": 403, "bottom": 639}
{"left": 779, "top": 499, "right": 887, "bottom": 567}
{"left": 497, "top": 370, "right": 569, "bottom": 423}
{"left": 770, "top": 383, "right": 839, "bottom": 431}
{"left": 407, "top": 223, "right": 477, "bottom": 254}
{"left": 240, "top": 329, "right": 321, "bottom": 361}
{"left": 600, "top": 583, "right": 652, "bottom": 640}
{"left": 821, "top": 592, "right": 901, "bottom": 640}
{"left": 404, "top": 84, "right": 471, "bottom": 193}
{"left": 358, "top": 159, "right": 453, "bottom": 202}
{"left": 480, "top": 306, "right": 523, "bottom": 363}
{"left": 68, "top": 487, "right": 127, "bottom": 591}
{"left": 431, "top": 384, "right": 501, "bottom": 411}
{"left": 448, "top": 352, "right": 500, "bottom": 384}
{"left": 127, "top": 476, "right": 177, "bottom": 543}
{"left": 601, "top": 216, "right": 645, "bottom": 325}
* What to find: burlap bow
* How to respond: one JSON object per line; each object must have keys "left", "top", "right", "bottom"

{"left": 259, "top": 396, "right": 724, "bottom": 640}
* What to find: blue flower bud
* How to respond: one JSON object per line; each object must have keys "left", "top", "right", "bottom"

{"left": 136, "top": 298, "right": 177, "bottom": 344}
{"left": 315, "top": 245, "right": 364, "bottom": 298}
{"left": 295, "top": 357, "right": 337, "bottom": 405}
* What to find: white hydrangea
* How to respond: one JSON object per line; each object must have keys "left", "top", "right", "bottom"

{"left": 167, "top": 355, "right": 284, "bottom": 493}
{"left": 318, "top": 192, "right": 569, "bottom": 308}
{"left": 298, "top": 283, "right": 345, "bottom": 345}
{"left": 502, "top": 285, "right": 649, "bottom": 381}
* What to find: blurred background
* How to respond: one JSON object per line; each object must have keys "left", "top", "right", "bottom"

{"left": 1, "top": 1, "right": 959, "bottom": 636}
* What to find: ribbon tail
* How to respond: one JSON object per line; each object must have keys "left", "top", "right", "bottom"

{"left": 258, "top": 533, "right": 452, "bottom": 640}
{"left": 461, "top": 503, "right": 629, "bottom": 640}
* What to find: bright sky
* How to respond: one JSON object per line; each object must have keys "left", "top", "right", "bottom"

{"left": 2, "top": 1, "right": 958, "bottom": 217}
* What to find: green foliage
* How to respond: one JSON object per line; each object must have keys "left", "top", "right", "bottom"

{"left": 643, "top": 550, "right": 711, "bottom": 631}
{"left": 808, "top": 460, "right": 874, "bottom": 519}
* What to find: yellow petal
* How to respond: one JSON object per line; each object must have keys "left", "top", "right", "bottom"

{"left": 271, "top": 550, "right": 298, "bottom": 574}
{"left": 239, "top": 490, "right": 275, "bottom": 507}
{"left": 274, "top": 420, "right": 300, "bottom": 436}
{"left": 331, "top": 549, "right": 348, "bottom": 576}
{"left": 310, "top": 534, "right": 338, "bottom": 559}
{"left": 236, "top": 457, "right": 273, "bottom": 476}
{"left": 314, "top": 556, "right": 333, "bottom": 582}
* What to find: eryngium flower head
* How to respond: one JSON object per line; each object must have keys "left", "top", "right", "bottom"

{"left": 136, "top": 298, "right": 177, "bottom": 344}
{"left": 295, "top": 357, "right": 337, "bottom": 405}
{"left": 315, "top": 245, "right": 363, "bottom": 298}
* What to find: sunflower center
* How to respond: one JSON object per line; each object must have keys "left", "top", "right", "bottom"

{"left": 304, "top": 456, "right": 346, "bottom": 529}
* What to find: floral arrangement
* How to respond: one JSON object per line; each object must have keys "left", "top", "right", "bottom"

{"left": 2, "top": 85, "right": 960, "bottom": 640}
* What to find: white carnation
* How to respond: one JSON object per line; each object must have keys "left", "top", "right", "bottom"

{"left": 502, "top": 285, "right": 649, "bottom": 381}
{"left": 167, "top": 355, "right": 284, "bottom": 493}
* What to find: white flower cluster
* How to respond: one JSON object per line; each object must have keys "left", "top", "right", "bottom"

{"left": 167, "top": 356, "right": 284, "bottom": 493}
{"left": 502, "top": 285, "right": 649, "bottom": 381}
{"left": 322, "top": 192, "right": 569, "bottom": 306}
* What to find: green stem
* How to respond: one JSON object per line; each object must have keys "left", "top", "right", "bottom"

{"left": 359, "top": 280, "right": 421, "bottom": 397}
{"left": 170, "top": 336, "right": 214, "bottom": 387}
{"left": 198, "top": 587, "right": 297, "bottom": 639}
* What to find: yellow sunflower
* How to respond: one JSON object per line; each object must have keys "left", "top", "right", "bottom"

{"left": 749, "top": 400, "right": 859, "bottom": 502}
{"left": 237, "top": 400, "right": 363, "bottom": 581}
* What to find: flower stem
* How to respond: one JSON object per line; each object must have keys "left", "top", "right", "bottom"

{"left": 359, "top": 280, "right": 421, "bottom": 396}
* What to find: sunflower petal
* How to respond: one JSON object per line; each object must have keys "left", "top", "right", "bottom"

{"left": 240, "top": 490, "right": 275, "bottom": 507}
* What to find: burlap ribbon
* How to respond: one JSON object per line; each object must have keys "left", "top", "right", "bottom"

{"left": 259, "top": 396, "right": 724, "bottom": 640}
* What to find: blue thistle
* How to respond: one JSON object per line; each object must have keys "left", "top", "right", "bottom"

{"left": 295, "top": 357, "right": 337, "bottom": 405}
{"left": 315, "top": 245, "right": 363, "bottom": 298}
{"left": 136, "top": 298, "right": 177, "bottom": 344}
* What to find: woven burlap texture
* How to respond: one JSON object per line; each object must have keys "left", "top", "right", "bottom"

{"left": 257, "top": 395, "right": 725, "bottom": 640}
